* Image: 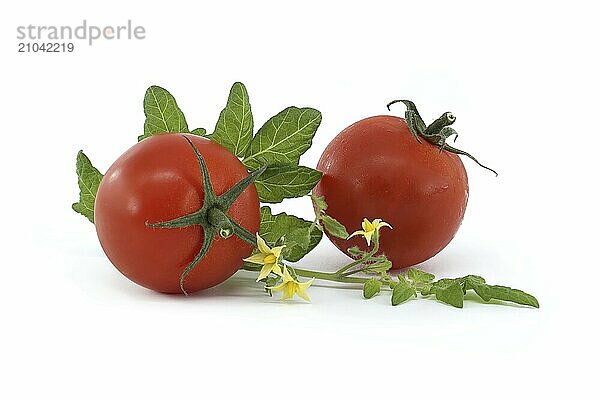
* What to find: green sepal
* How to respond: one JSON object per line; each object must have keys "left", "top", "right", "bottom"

{"left": 147, "top": 136, "right": 265, "bottom": 294}
{"left": 386, "top": 99, "right": 427, "bottom": 134}
{"left": 218, "top": 163, "right": 268, "bottom": 210}
{"left": 264, "top": 275, "right": 281, "bottom": 296}
{"left": 178, "top": 227, "right": 214, "bottom": 295}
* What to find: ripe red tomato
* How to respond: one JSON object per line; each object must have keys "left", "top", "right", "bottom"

{"left": 94, "top": 134, "right": 260, "bottom": 294}
{"left": 313, "top": 116, "right": 468, "bottom": 269}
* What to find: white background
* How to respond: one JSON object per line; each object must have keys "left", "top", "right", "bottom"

{"left": 1, "top": 0, "right": 598, "bottom": 398}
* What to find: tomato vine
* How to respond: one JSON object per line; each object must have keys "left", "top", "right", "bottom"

{"left": 73, "top": 82, "right": 539, "bottom": 308}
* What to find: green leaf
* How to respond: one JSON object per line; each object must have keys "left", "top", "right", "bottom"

{"left": 347, "top": 246, "right": 366, "bottom": 258}
{"left": 407, "top": 268, "right": 435, "bottom": 283}
{"left": 311, "top": 194, "right": 328, "bottom": 214}
{"left": 391, "top": 279, "right": 417, "bottom": 306}
{"left": 72, "top": 151, "right": 103, "bottom": 223}
{"left": 461, "top": 275, "right": 486, "bottom": 294}
{"left": 419, "top": 284, "right": 433, "bottom": 296}
{"left": 259, "top": 206, "right": 322, "bottom": 262}
{"left": 464, "top": 278, "right": 539, "bottom": 308}
{"left": 211, "top": 82, "right": 253, "bottom": 157}
{"left": 432, "top": 279, "right": 464, "bottom": 308}
{"left": 283, "top": 226, "right": 312, "bottom": 254}
{"left": 484, "top": 286, "right": 539, "bottom": 308}
{"left": 243, "top": 106, "right": 322, "bottom": 169}
{"left": 397, "top": 274, "right": 410, "bottom": 286}
{"left": 255, "top": 165, "right": 322, "bottom": 203}
{"left": 364, "top": 259, "right": 393, "bottom": 273}
{"left": 320, "top": 215, "right": 349, "bottom": 239}
{"left": 363, "top": 279, "right": 382, "bottom": 299}
{"left": 462, "top": 275, "right": 486, "bottom": 287}
{"left": 139, "top": 86, "right": 189, "bottom": 141}
{"left": 191, "top": 128, "right": 207, "bottom": 136}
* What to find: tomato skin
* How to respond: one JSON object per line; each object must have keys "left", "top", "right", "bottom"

{"left": 313, "top": 116, "right": 468, "bottom": 269}
{"left": 94, "top": 134, "right": 260, "bottom": 294}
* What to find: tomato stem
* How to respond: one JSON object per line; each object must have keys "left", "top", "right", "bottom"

{"left": 207, "top": 207, "right": 234, "bottom": 238}
{"left": 146, "top": 135, "right": 266, "bottom": 294}
{"left": 387, "top": 99, "right": 498, "bottom": 176}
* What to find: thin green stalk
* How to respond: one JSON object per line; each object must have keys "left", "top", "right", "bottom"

{"left": 241, "top": 230, "right": 384, "bottom": 287}
{"left": 241, "top": 263, "right": 370, "bottom": 285}
{"left": 292, "top": 267, "right": 369, "bottom": 284}
{"left": 335, "top": 233, "right": 380, "bottom": 275}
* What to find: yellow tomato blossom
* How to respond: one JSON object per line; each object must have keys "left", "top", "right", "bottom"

{"left": 267, "top": 268, "right": 315, "bottom": 302}
{"left": 243, "top": 234, "right": 284, "bottom": 281}
{"left": 347, "top": 218, "right": 392, "bottom": 246}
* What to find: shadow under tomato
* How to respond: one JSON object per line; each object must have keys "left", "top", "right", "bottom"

{"left": 186, "top": 273, "right": 267, "bottom": 300}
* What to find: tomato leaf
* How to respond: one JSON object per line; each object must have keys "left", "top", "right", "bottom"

{"left": 363, "top": 279, "right": 382, "bottom": 299}
{"left": 347, "top": 246, "right": 366, "bottom": 258}
{"left": 460, "top": 275, "right": 486, "bottom": 294}
{"left": 211, "top": 82, "right": 254, "bottom": 157}
{"left": 255, "top": 165, "right": 322, "bottom": 203}
{"left": 432, "top": 279, "right": 464, "bottom": 308}
{"left": 364, "top": 259, "right": 393, "bottom": 273}
{"left": 419, "top": 284, "right": 433, "bottom": 296}
{"left": 483, "top": 285, "right": 539, "bottom": 308}
{"left": 397, "top": 274, "right": 410, "bottom": 287}
{"left": 407, "top": 268, "right": 435, "bottom": 283}
{"left": 259, "top": 206, "right": 322, "bottom": 262}
{"left": 461, "top": 276, "right": 539, "bottom": 308}
{"left": 284, "top": 226, "right": 312, "bottom": 255}
{"left": 139, "top": 86, "right": 189, "bottom": 141}
{"left": 72, "top": 150, "right": 103, "bottom": 223}
{"left": 391, "top": 279, "right": 416, "bottom": 306}
{"left": 320, "top": 215, "right": 349, "bottom": 239}
{"left": 311, "top": 194, "right": 328, "bottom": 214}
{"left": 243, "top": 106, "right": 321, "bottom": 170}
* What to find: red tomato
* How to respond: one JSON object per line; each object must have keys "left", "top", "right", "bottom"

{"left": 313, "top": 116, "right": 468, "bottom": 269}
{"left": 94, "top": 134, "right": 260, "bottom": 294}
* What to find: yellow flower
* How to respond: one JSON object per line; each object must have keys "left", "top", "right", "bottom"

{"left": 347, "top": 218, "right": 392, "bottom": 246}
{"left": 267, "top": 268, "right": 315, "bottom": 302}
{"left": 243, "top": 234, "right": 285, "bottom": 281}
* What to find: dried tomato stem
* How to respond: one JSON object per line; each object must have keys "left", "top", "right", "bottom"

{"left": 387, "top": 99, "right": 498, "bottom": 176}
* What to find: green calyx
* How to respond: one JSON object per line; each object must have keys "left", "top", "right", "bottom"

{"left": 146, "top": 135, "right": 266, "bottom": 295}
{"left": 387, "top": 99, "right": 498, "bottom": 176}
